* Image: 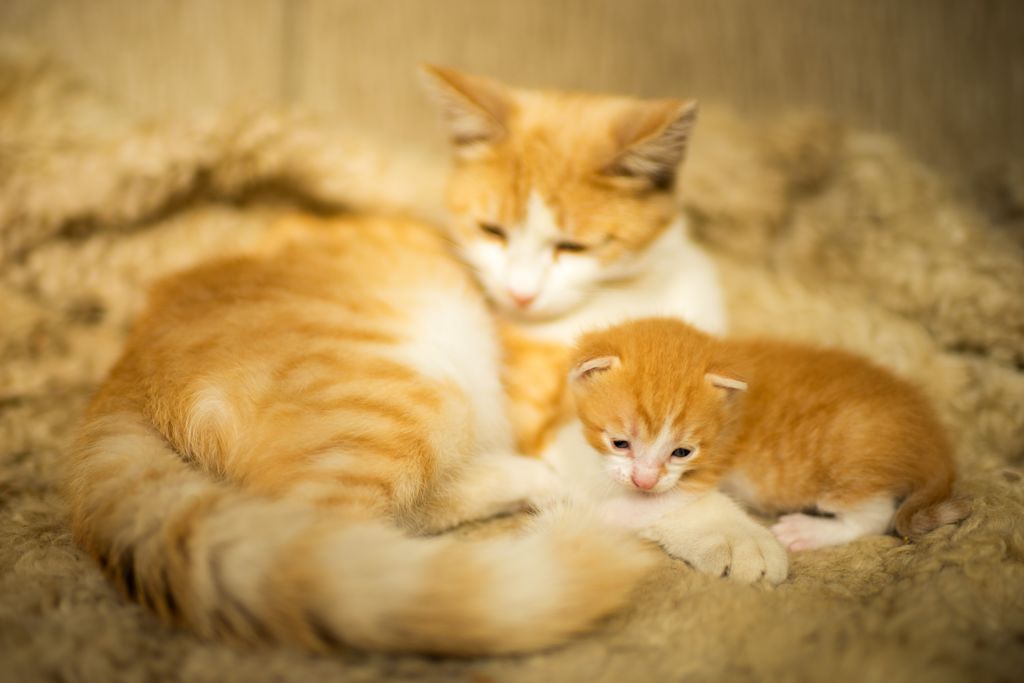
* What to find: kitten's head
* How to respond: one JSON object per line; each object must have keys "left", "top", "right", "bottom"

{"left": 569, "top": 318, "right": 746, "bottom": 494}
{"left": 422, "top": 66, "right": 698, "bottom": 320}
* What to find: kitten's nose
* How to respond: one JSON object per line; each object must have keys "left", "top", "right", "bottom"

{"left": 507, "top": 289, "right": 536, "bottom": 308}
{"left": 631, "top": 470, "right": 659, "bottom": 490}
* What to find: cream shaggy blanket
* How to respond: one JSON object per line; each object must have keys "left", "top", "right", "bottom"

{"left": 2, "top": 44, "right": 1023, "bottom": 683}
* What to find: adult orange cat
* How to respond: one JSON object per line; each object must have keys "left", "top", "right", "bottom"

{"left": 569, "top": 317, "right": 970, "bottom": 552}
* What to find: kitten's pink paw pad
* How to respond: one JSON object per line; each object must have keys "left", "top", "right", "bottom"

{"left": 771, "top": 514, "right": 840, "bottom": 551}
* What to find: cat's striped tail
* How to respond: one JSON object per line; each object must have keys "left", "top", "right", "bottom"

{"left": 892, "top": 470, "right": 971, "bottom": 538}
{"left": 67, "top": 412, "right": 656, "bottom": 655}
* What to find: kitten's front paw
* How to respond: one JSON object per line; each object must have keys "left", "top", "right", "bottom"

{"left": 726, "top": 523, "right": 789, "bottom": 584}
{"left": 660, "top": 522, "right": 789, "bottom": 584}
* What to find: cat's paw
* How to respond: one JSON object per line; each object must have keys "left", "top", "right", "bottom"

{"left": 732, "top": 523, "right": 789, "bottom": 583}
{"left": 717, "top": 522, "right": 788, "bottom": 584}
{"left": 660, "top": 522, "right": 789, "bottom": 584}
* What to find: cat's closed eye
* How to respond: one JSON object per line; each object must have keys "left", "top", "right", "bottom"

{"left": 671, "top": 447, "right": 693, "bottom": 458}
{"left": 479, "top": 222, "right": 507, "bottom": 240}
{"left": 555, "top": 240, "right": 587, "bottom": 254}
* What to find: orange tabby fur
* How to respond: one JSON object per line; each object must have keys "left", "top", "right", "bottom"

{"left": 499, "top": 324, "right": 574, "bottom": 455}
{"left": 67, "top": 214, "right": 656, "bottom": 655}
{"left": 569, "top": 318, "right": 970, "bottom": 547}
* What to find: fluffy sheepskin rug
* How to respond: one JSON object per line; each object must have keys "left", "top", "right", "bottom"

{"left": 2, "top": 43, "right": 1023, "bottom": 683}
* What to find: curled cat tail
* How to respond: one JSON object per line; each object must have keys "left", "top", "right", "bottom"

{"left": 892, "top": 471, "right": 972, "bottom": 538}
{"left": 68, "top": 412, "right": 656, "bottom": 655}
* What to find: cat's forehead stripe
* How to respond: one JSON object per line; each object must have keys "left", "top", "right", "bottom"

{"left": 634, "top": 394, "right": 656, "bottom": 436}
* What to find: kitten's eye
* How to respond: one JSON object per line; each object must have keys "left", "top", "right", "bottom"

{"left": 612, "top": 439, "right": 631, "bottom": 450}
{"left": 555, "top": 241, "right": 587, "bottom": 253}
{"left": 479, "top": 222, "right": 507, "bottom": 240}
{"left": 671, "top": 447, "right": 693, "bottom": 458}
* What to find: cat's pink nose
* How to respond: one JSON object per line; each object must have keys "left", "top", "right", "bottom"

{"left": 631, "top": 471, "right": 658, "bottom": 490}
{"left": 507, "top": 290, "right": 536, "bottom": 308}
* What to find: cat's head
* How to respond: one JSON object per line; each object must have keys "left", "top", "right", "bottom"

{"left": 569, "top": 318, "right": 745, "bottom": 494}
{"left": 422, "top": 66, "right": 698, "bottom": 320}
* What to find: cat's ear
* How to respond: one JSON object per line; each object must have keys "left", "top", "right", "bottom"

{"left": 705, "top": 373, "right": 748, "bottom": 395}
{"left": 420, "top": 65, "right": 514, "bottom": 158}
{"left": 602, "top": 99, "right": 698, "bottom": 191}
{"left": 569, "top": 356, "right": 621, "bottom": 383}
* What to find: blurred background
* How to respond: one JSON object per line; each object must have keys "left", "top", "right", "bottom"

{"left": 1, "top": 0, "right": 1021, "bottom": 183}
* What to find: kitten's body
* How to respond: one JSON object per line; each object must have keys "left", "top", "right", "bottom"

{"left": 68, "top": 215, "right": 655, "bottom": 655}
{"left": 569, "top": 318, "right": 970, "bottom": 551}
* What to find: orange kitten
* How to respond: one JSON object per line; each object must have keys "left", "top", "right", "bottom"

{"left": 569, "top": 318, "right": 970, "bottom": 551}
{"left": 67, "top": 214, "right": 656, "bottom": 655}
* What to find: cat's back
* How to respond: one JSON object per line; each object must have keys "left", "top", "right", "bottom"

{"left": 128, "top": 213, "right": 471, "bottom": 356}
{"left": 149, "top": 214, "right": 462, "bottom": 308}
{"left": 88, "top": 213, "right": 490, "bottom": 478}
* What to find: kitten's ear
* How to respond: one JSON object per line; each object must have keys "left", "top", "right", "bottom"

{"left": 705, "top": 373, "right": 748, "bottom": 395}
{"left": 420, "top": 65, "right": 514, "bottom": 158}
{"left": 602, "top": 99, "right": 698, "bottom": 191}
{"left": 569, "top": 356, "right": 621, "bottom": 383}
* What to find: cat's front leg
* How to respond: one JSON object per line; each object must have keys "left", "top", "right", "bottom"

{"left": 641, "top": 490, "right": 789, "bottom": 584}
{"left": 409, "top": 452, "right": 566, "bottom": 534}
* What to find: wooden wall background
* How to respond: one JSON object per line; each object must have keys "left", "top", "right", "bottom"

{"left": 2, "top": 0, "right": 1022, "bottom": 181}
